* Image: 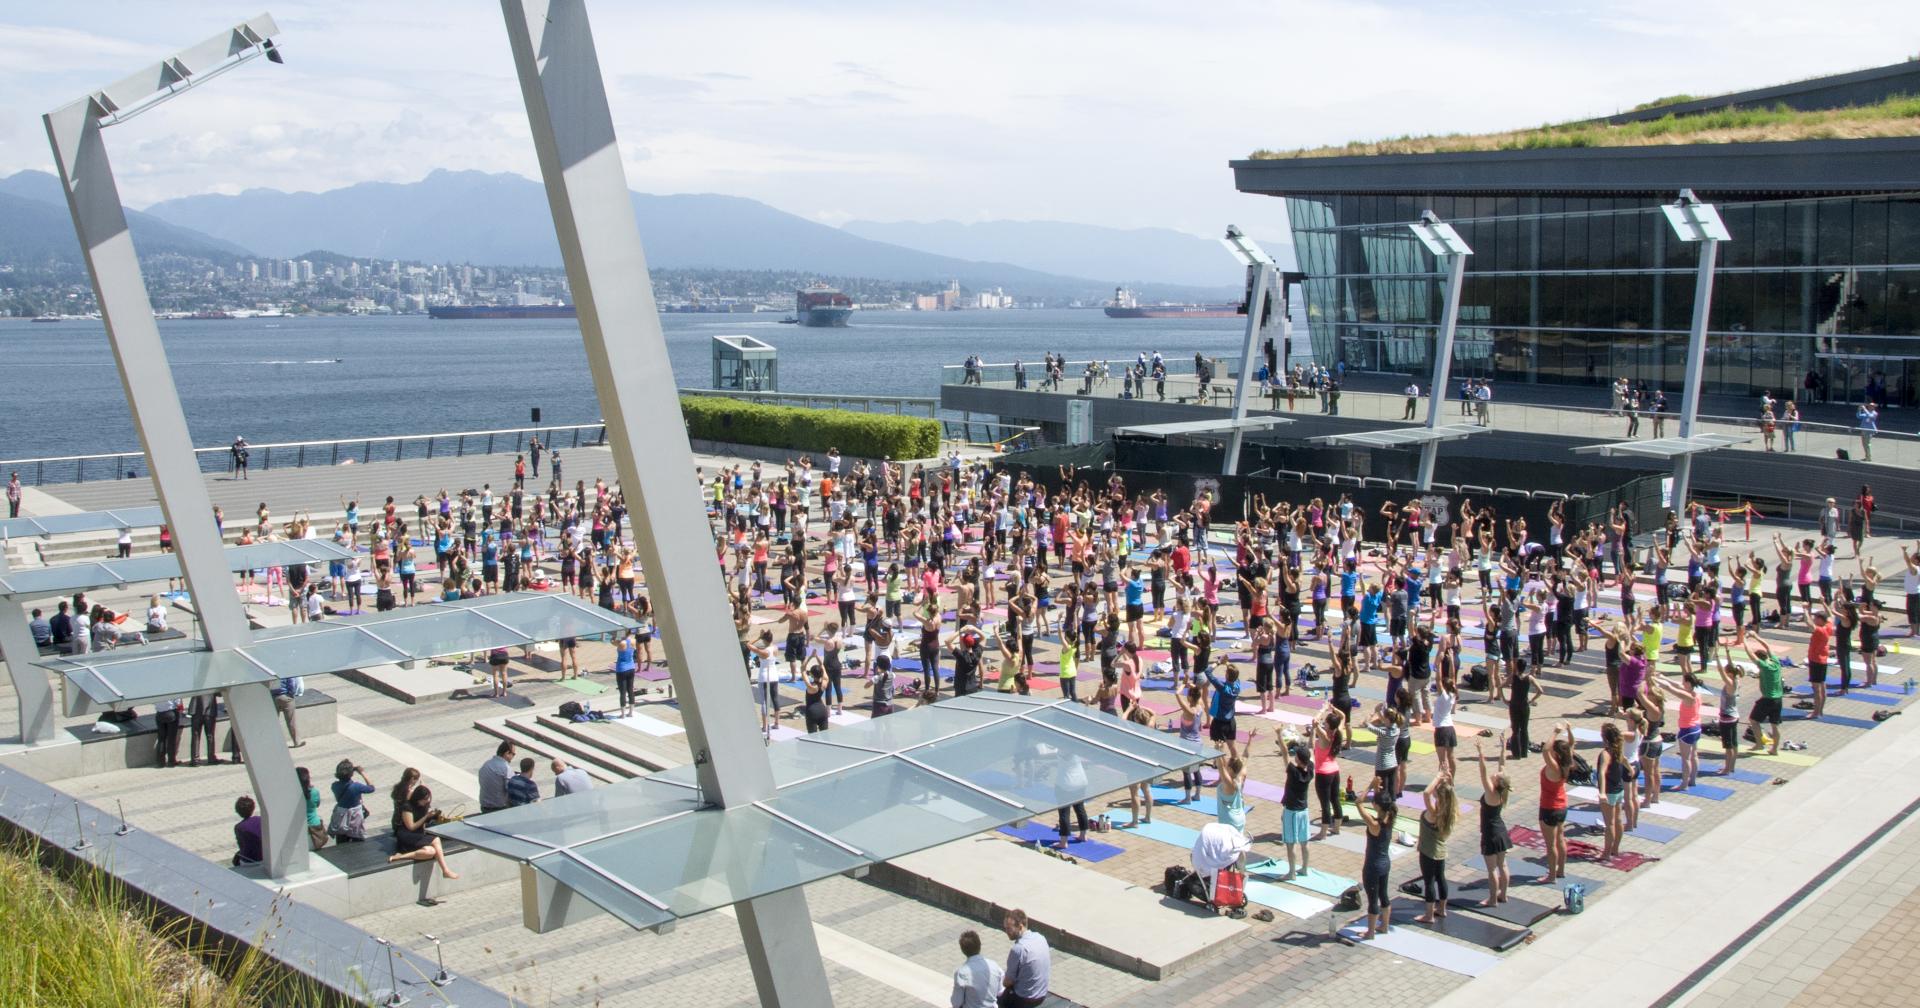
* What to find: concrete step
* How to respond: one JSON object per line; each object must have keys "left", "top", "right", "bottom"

{"left": 471, "top": 715, "right": 624, "bottom": 785}
{"left": 533, "top": 713, "right": 685, "bottom": 773}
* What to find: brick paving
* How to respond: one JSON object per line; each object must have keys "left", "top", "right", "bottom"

{"left": 5, "top": 458, "right": 1918, "bottom": 1005}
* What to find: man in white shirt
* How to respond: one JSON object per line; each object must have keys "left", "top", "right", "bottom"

{"left": 1402, "top": 382, "right": 1420, "bottom": 420}
{"left": 1474, "top": 381, "right": 1492, "bottom": 427}
{"left": 949, "top": 930, "right": 1001, "bottom": 1008}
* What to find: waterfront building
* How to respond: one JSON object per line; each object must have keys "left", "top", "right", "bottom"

{"left": 1234, "top": 60, "right": 1920, "bottom": 405}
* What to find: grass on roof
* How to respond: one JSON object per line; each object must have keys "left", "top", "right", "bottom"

{"left": 1251, "top": 94, "right": 1920, "bottom": 160}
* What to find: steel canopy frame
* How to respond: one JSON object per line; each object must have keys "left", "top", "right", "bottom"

{"left": 1220, "top": 226, "right": 1276, "bottom": 476}
{"left": 42, "top": 14, "right": 307, "bottom": 878}
{"left": 498, "top": 2, "right": 829, "bottom": 1004}
{"left": 1660, "top": 191, "right": 1731, "bottom": 514}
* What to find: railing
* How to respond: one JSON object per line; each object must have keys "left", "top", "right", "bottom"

{"left": 943, "top": 357, "right": 1234, "bottom": 395}
{"left": 940, "top": 421, "right": 1044, "bottom": 451}
{"left": 948, "top": 359, "right": 1920, "bottom": 471}
{"left": 0, "top": 422, "right": 609, "bottom": 487}
{"left": 681, "top": 387, "right": 940, "bottom": 417}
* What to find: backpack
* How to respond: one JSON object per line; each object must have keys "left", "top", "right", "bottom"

{"left": 1563, "top": 882, "right": 1587, "bottom": 915}
{"left": 1163, "top": 865, "right": 1192, "bottom": 896}
{"left": 1567, "top": 753, "right": 1595, "bottom": 787}
{"left": 557, "top": 700, "right": 586, "bottom": 721}
{"left": 1337, "top": 885, "right": 1362, "bottom": 912}
{"left": 1464, "top": 665, "right": 1489, "bottom": 692}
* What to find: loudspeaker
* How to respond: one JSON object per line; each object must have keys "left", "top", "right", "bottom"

{"left": 1835, "top": 448, "right": 1849, "bottom": 460}
{"left": 531, "top": 407, "right": 542, "bottom": 423}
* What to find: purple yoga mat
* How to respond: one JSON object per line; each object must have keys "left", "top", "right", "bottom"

{"left": 1240, "top": 779, "right": 1288, "bottom": 803}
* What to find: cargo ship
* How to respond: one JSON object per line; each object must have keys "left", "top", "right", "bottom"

{"left": 1102, "top": 286, "right": 1239, "bottom": 319}
{"left": 796, "top": 284, "right": 854, "bottom": 327}
{"left": 428, "top": 304, "right": 577, "bottom": 320}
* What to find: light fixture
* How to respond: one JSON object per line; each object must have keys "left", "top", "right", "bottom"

{"left": 1662, "top": 189, "right": 1730, "bottom": 244}
{"left": 83, "top": 15, "right": 284, "bottom": 128}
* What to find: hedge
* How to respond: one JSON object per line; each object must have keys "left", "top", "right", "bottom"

{"left": 680, "top": 396, "right": 942, "bottom": 460}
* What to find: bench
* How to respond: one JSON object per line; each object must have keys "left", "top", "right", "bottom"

{"left": 231, "top": 825, "right": 518, "bottom": 916}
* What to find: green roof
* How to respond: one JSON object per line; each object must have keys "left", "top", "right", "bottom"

{"left": 1252, "top": 94, "right": 1920, "bottom": 160}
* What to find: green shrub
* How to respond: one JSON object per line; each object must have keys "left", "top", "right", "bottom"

{"left": 680, "top": 396, "right": 942, "bottom": 459}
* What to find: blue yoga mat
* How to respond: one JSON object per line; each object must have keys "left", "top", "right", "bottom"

{"left": 1662, "top": 755, "right": 1769, "bottom": 785}
{"left": 1565, "top": 809, "right": 1681, "bottom": 843}
{"left": 995, "top": 823, "right": 1125, "bottom": 862}
{"left": 1790, "top": 684, "right": 1898, "bottom": 705}
{"left": 1114, "top": 811, "right": 1203, "bottom": 849}
{"left": 1787, "top": 711, "right": 1880, "bottom": 729}
{"left": 1248, "top": 861, "right": 1355, "bottom": 898}
{"left": 1149, "top": 784, "right": 1257, "bottom": 819}
{"left": 1657, "top": 778, "right": 1734, "bottom": 800}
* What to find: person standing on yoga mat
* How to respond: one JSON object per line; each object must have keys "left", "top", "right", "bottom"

{"left": 1204, "top": 658, "right": 1244, "bottom": 761}
{"left": 1473, "top": 737, "right": 1513, "bottom": 906}
{"left": 1279, "top": 741, "right": 1314, "bottom": 879}
{"left": 1741, "top": 634, "right": 1785, "bottom": 755}
{"left": 1596, "top": 722, "right": 1628, "bottom": 858}
{"left": 1412, "top": 774, "right": 1458, "bottom": 924}
{"left": 1651, "top": 672, "right": 1704, "bottom": 791}
{"left": 1506, "top": 659, "right": 1542, "bottom": 759}
{"left": 1355, "top": 787, "right": 1399, "bottom": 939}
{"left": 1311, "top": 708, "right": 1345, "bottom": 839}
{"left": 1539, "top": 723, "right": 1572, "bottom": 882}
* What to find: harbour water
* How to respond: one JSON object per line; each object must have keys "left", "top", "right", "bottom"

{"left": 0, "top": 309, "right": 1244, "bottom": 459}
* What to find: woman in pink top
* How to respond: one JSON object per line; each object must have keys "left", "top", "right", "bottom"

{"left": 1116, "top": 643, "right": 1142, "bottom": 715}
{"left": 1650, "top": 672, "right": 1703, "bottom": 790}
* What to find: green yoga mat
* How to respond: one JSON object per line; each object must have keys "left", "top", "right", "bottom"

{"left": 555, "top": 677, "right": 609, "bottom": 696}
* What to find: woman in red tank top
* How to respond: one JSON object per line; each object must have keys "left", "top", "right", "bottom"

{"left": 1538, "top": 722, "right": 1572, "bottom": 882}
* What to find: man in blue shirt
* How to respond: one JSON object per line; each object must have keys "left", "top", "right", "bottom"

{"left": 999, "top": 909, "right": 1051, "bottom": 1008}
{"left": 28, "top": 608, "right": 52, "bottom": 647}
{"left": 1204, "top": 660, "right": 1245, "bottom": 761}
{"left": 1358, "top": 584, "right": 1385, "bottom": 662}
{"left": 506, "top": 757, "right": 540, "bottom": 807}
{"left": 1124, "top": 568, "right": 1146, "bottom": 648}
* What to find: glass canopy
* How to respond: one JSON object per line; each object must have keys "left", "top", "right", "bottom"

{"left": 1112, "top": 417, "right": 1294, "bottom": 438}
{"left": 39, "top": 592, "right": 638, "bottom": 707}
{"left": 1311, "top": 423, "right": 1490, "bottom": 449}
{"left": 1573, "top": 433, "right": 1753, "bottom": 459}
{"left": 435, "top": 694, "right": 1218, "bottom": 932}
{"left": 0, "top": 538, "right": 356, "bottom": 599}
{"left": 0, "top": 506, "right": 165, "bottom": 539}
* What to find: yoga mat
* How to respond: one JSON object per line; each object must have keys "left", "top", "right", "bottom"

{"left": 1541, "top": 686, "right": 1582, "bottom": 699}
{"left": 1249, "top": 861, "right": 1355, "bottom": 898}
{"left": 1463, "top": 857, "right": 1608, "bottom": 897}
{"left": 635, "top": 666, "right": 672, "bottom": 682}
{"left": 1321, "top": 829, "right": 1409, "bottom": 860}
{"left": 1114, "top": 811, "right": 1203, "bottom": 850}
{"left": 1336, "top": 922, "right": 1501, "bottom": 977}
{"left": 995, "top": 823, "right": 1124, "bottom": 862}
{"left": 611, "top": 712, "right": 685, "bottom": 737}
{"left": 1446, "top": 894, "right": 1558, "bottom": 927}
{"left": 1257, "top": 708, "right": 1316, "bottom": 726}
{"left": 1147, "top": 786, "right": 1245, "bottom": 818}
{"left": 1661, "top": 755, "right": 1768, "bottom": 784}
{"left": 1787, "top": 712, "right": 1881, "bottom": 730}
{"left": 1564, "top": 810, "right": 1681, "bottom": 843}
{"left": 555, "top": 678, "right": 609, "bottom": 696}
{"left": 1247, "top": 878, "right": 1333, "bottom": 919}
{"left": 1745, "top": 749, "right": 1819, "bottom": 766}
{"left": 1657, "top": 779, "right": 1734, "bottom": 800}
{"left": 1387, "top": 898, "right": 1531, "bottom": 951}
{"left": 1790, "top": 684, "right": 1898, "bottom": 705}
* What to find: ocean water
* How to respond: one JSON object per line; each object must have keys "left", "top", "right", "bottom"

{"left": 0, "top": 309, "right": 1245, "bottom": 459}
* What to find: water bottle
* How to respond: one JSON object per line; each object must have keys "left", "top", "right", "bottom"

{"left": 1905, "top": 677, "right": 1914, "bottom": 696}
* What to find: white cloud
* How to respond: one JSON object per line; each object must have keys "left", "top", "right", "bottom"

{"left": 0, "top": 0, "right": 1913, "bottom": 239}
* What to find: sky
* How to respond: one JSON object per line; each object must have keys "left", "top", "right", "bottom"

{"left": 1, "top": 1, "right": 1913, "bottom": 239}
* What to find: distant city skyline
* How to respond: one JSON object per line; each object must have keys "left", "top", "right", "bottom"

{"left": 1, "top": 1, "right": 1913, "bottom": 239}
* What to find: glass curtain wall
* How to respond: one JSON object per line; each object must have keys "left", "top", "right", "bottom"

{"left": 1284, "top": 192, "right": 1920, "bottom": 406}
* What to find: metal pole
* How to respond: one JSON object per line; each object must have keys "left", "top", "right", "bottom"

{"left": 499, "top": 4, "right": 830, "bottom": 1003}
{"left": 1417, "top": 250, "right": 1469, "bottom": 491}
{"left": 45, "top": 69, "right": 303, "bottom": 877}
{"left": 0, "top": 551, "right": 58, "bottom": 744}
{"left": 1670, "top": 236, "right": 1720, "bottom": 515}
{"left": 1223, "top": 262, "right": 1274, "bottom": 476}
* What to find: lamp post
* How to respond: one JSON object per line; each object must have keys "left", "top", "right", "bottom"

{"left": 1407, "top": 211, "right": 1473, "bottom": 491}
{"left": 1660, "top": 190, "right": 1731, "bottom": 515}
{"left": 1220, "top": 225, "right": 1277, "bottom": 476}
{"left": 42, "top": 15, "right": 308, "bottom": 878}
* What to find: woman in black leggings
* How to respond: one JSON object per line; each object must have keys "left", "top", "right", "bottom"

{"left": 1355, "top": 788, "right": 1398, "bottom": 939}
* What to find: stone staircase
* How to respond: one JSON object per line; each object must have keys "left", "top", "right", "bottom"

{"left": 472, "top": 705, "right": 692, "bottom": 785}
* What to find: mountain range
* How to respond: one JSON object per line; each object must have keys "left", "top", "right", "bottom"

{"left": 0, "top": 171, "right": 247, "bottom": 265}
{"left": 842, "top": 219, "right": 1292, "bottom": 289}
{"left": 0, "top": 168, "right": 1257, "bottom": 298}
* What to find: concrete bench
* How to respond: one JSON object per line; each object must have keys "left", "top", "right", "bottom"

{"left": 233, "top": 827, "right": 520, "bottom": 917}
{"left": 14, "top": 690, "right": 340, "bottom": 781}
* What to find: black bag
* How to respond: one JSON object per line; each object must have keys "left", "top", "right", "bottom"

{"left": 557, "top": 700, "right": 586, "bottom": 721}
{"left": 1568, "top": 752, "right": 1595, "bottom": 787}
{"left": 1464, "top": 664, "right": 1489, "bottom": 692}
{"left": 1337, "top": 885, "right": 1362, "bottom": 912}
{"left": 1163, "top": 865, "right": 1192, "bottom": 896}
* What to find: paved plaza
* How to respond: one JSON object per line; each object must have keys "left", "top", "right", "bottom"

{"left": 4, "top": 447, "right": 1918, "bottom": 1006}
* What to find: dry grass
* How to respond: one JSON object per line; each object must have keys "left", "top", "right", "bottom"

{"left": 0, "top": 838, "right": 331, "bottom": 1007}
{"left": 1251, "top": 95, "right": 1920, "bottom": 159}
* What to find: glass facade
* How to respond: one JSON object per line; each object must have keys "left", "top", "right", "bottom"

{"left": 1285, "top": 192, "right": 1920, "bottom": 405}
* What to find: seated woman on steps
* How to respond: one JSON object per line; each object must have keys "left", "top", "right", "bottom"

{"left": 388, "top": 785, "right": 460, "bottom": 883}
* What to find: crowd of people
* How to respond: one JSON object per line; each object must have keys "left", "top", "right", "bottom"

{"left": 96, "top": 420, "right": 1902, "bottom": 968}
